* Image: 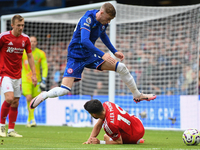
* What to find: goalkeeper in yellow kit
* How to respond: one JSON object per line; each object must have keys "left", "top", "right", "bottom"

{"left": 22, "top": 36, "right": 48, "bottom": 127}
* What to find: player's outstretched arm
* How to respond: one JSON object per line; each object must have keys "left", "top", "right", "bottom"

{"left": 85, "top": 135, "right": 123, "bottom": 144}
{"left": 83, "top": 119, "right": 103, "bottom": 144}
{"left": 104, "top": 136, "right": 123, "bottom": 144}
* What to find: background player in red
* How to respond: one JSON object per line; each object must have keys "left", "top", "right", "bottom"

{"left": 0, "top": 15, "right": 37, "bottom": 137}
{"left": 83, "top": 99, "right": 145, "bottom": 144}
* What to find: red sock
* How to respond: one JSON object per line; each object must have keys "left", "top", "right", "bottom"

{"left": 0, "top": 101, "right": 11, "bottom": 124}
{"left": 8, "top": 107, "right": 18, "bottom": 129}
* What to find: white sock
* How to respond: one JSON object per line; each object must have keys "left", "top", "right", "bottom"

{"left": 0, "top": 123, "right": 5, "bottom": 127}
{"left": 42, "top": 86, "right": 71, "bottom": 99}
{"left": 8, "top": 129, "right": 14, "bottom": 133}
{"left": 116, "top": 62, "right": 141, "bottom": 98}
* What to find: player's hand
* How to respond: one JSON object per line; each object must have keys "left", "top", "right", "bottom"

{"left": 32, "top": 74, "right": 37, "bottom": 87}
{"left": 114, "top": 51, "right": 124, "bottom": 61}
{"left": 83, "top": 137, "right": 92, "bottom": 144}
{"left": 83, "top": 137, "right": 99, "bottom": 144}
{"left": 90, "top": 137, "right": 100, "bottom": 144}
{"left": 102, "top": 53, "right": 117, "bottom": 65}
{"left": 82, "top": 141, "right": 89, "bottom": 144}
{"left": 40, "top": 77, "right": 47, "bottom": 91}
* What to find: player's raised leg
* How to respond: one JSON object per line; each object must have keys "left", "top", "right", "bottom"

{"left": 133, "top": 93, "right": 157, "bottom": 103}
{"left": 30, "top": 77, "right": 74, "bottom": 109}
{"left": 102, "top": 61, "right": 156, "bottom": 103}
{"left": 115, "top": 62, "right": 156, "bottom": 103}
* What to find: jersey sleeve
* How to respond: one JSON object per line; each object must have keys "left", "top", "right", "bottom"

{"left": 80, "top": 15, "right": 92, "bottom": 32}
{"left": 40, "top": 50, "right": 48, "bottom": 78}
{"left": 106, "top": 122, "right": 121, "bottom": 141}
{"left": 0, "top": 34, "right": 4, "bottom": 49}
{"left": 25, "top": 37, "right": 32, "bottom": 53}
{"left": 80, "top": 16, "right": 105, "bottom": 57}
{"left": 100, "top": 32, "right": 118, "bottom": 54}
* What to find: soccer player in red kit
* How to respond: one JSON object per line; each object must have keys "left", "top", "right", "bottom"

{"left": 0, "top": 15, "right": 37, "bottom": 137}
{"left": 83, "top": 99, "right": 145, "bottom": 144}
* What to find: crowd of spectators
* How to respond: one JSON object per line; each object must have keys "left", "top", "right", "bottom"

{"left": 114, "top": 15, "right": 199, "bottom": 96}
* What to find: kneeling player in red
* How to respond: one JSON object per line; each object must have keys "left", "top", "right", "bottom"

{"left": 83, "top": 99, "right": 145, "bottom": 144}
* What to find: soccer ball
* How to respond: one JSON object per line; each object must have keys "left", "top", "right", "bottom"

{"left": 182, "top": 129, "right": 200, "bottom": 145}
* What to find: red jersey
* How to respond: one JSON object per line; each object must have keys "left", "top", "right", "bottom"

{"left": 103, "top": 102, "right": 145, "bottom": 144}
{"left": 0, "top": 31, "right": 31, "bottom": 79}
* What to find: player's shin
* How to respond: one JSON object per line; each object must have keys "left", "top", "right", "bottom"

{"left": 46, "top": 85, "right": 71, "bottom": 98}
{"left": 30, "top": 85, "right": 71, "bottom": 109}
{"left": 116, "top": 62, "right": 141, "bottom": 98}
{"left": 27, "top": 101, "right": 31, "bottom": 123}
{"left": 1, "top": 101, "right": 11, "bottom": 124}
{"left": 8, "top": 107, "right": 18, "bottom": 129}
{"left": 30, "top": 109, "right": 35, "bottom": 122}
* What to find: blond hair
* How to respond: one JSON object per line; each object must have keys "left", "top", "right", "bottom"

{"left": 11, "top": 15, "right": 24, "bottom": 25}
{"left": 101, "top": 3, "right": 116, "bottom": 18}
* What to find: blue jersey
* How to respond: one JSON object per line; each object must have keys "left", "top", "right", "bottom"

{"left": 68, "top": 9, "right": 117, "bottom": 59}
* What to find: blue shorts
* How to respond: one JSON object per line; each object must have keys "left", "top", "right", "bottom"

{"left": 63, "top": 54, "right": 104, "bottom": 81}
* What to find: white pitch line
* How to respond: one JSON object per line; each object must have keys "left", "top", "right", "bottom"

{"left": 0, "top": 148, "right": 198, "bottom": 150}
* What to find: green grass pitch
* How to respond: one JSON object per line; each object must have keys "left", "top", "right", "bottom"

{"left": 0, "top": 125, "right": 199, "bottom": 150}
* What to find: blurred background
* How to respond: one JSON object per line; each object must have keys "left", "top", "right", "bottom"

{"left": 0, "top": 0, "right": 200, "bottom": 17}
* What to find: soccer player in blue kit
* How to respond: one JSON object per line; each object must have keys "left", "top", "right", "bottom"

{"left": 30, "top": 2, "right": 156, "bottom": 109}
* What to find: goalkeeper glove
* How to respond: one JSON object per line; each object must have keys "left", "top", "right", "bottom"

{"left": 40, "top": 77, "right": 47, "bottom": 91}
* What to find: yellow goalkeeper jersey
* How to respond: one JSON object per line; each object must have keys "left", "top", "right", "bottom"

{"left": 22, "top": 48, "right": 48, "bottom": 83}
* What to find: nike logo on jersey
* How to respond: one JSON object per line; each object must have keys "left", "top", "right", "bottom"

{"left": 8, "top": 41, "right": 13, "bottom": 45}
